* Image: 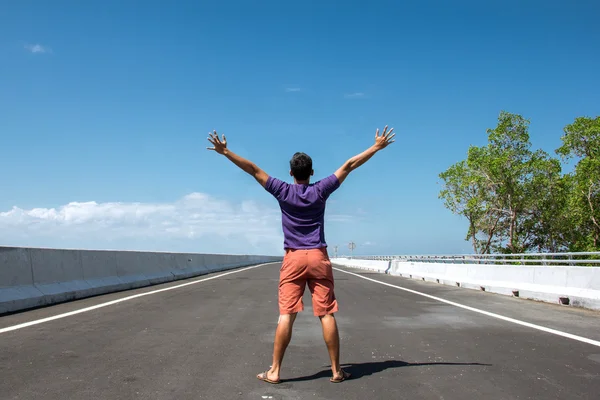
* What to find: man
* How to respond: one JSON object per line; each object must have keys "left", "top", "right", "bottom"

{"left": 206, "top": 126, "right": 395, "bottom": 384}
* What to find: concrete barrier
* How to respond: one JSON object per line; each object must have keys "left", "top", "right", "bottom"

{"left": 332, "top": 258, "right": 600, "bottom": 311}
{"left": 0, "top": 247, "right": 45, "bottom": 314}
{"left": 0, "top": 246, "right": 282, "bottom": 315}
{"left": 169, "top": 253, "right": 209, "bottom": 280}
{"left": 114, "top": 251, "right": 175, "bottom": 288}
{"left": 29, "top": 248, "right": 93, "bottom": 306}
{"left": 81, "top": 250, "right": 129, "bottom": 296}
{"left": 332, "top": 258, "right": 392, "bottom": 274}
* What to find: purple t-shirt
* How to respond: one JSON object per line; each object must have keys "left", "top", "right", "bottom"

{"left": 265, "top": 174, "right": 340, "bottom": 250}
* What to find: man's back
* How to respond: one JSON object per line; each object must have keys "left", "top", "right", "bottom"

{"left": 265, "top": 174, "right": 340, "bottom": 250}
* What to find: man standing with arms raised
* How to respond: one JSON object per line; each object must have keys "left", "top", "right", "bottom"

{"left": 207, "top": 126, "right": 395, "bottom": 384}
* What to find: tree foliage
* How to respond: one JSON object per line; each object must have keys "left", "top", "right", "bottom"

{"left": 439, "top": 112, "right": 599, "bottom": 253}
{"left": 556, "top": 116, "right": 600, "bottom": 250}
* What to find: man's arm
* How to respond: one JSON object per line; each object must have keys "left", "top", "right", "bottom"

{"left": 207, "top": 130, "right": 269, "bottom": 187}
{"left": 334, "top": 125, "right": 395, "bottom": 184}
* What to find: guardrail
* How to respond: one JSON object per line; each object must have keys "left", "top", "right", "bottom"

{"left": 339, "top": 251, "right": 600, "bottom": 266}
{"left": 331, "top": 252, "right": 600, "bottom": 310}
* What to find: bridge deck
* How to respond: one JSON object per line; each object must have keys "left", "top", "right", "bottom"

{"left": 1, "top": 262, "right": 599, "bottom": 399}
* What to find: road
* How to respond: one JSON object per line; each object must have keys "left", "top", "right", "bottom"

{"left": 1, "top": 262, "right": 599, "bottom": 400}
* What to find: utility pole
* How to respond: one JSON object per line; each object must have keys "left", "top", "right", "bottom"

{"left": 348, "top": 241, "right": 356, "bottom": 258}
{"left": 333, "top": 245, "right": 338, "bottom": 258}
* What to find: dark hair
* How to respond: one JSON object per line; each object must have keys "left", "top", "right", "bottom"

{"left": 290, "top": 152, "right": 313, "bottom": 180}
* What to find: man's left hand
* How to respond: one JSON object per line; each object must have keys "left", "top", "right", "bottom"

{"left": 207, "top": 130, "right": 227, "bottom": 154}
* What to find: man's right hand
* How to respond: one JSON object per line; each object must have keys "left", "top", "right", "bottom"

{"left": 374, "top": 125, "right": 395, "bottom": 150}
{"left": 334, "top": 125, "right": 396, "bottom": 185}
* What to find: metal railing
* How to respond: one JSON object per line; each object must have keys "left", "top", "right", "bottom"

{"left": 335, "top": 251, "right": 600, "bottom": 266}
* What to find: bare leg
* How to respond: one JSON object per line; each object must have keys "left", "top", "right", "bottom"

{"left": 319, "top": 313, "right": 346, "bottom": 379}
{"left": 258, "top": 313, "right": 297, "bottom": 382}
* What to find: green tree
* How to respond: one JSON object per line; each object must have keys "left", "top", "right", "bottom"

{"left": 556, "top": 116, "right": 600, "bottom": 250}
{"left": 521, "top": 153, "right": 570, "bottom": 252}
{"left": 438, "top": 159, "right": 499, "bottom": 253}
{"left": 470, "top": 111, "right": 538, "bottom": 253}
{"left": 439, "top": 111, "right": 571, "bottom": 254}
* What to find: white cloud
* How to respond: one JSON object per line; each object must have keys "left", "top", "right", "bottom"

{"left": 285, "top": 87, "right": 302, "bottom": 92}
{"left": 25, "top": 44, "right": 52, "bottom": 54}
{"left": 344, "top": 92, "right": 365, "bottom": 99}
{"left": 0, "top": 193, "right": 353, "bottom": 255}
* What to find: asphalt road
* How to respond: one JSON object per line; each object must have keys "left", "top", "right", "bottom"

{"left": 1, "top": 262, "right": 599, "bottom": 400}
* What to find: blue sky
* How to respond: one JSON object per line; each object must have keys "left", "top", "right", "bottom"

{"left": 1, "top": 0, "right": 599, "bottom": 256}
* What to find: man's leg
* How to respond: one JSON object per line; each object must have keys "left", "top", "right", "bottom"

{"left": 258, "top": 250, "right": 305, "bottom": 383}
{"left": 319, "top": 313, "right": 343, "bottom": 377}
{"left": 308, "top": 248, "right": 350, "bottom": 382}
{"left": 258, "top": 313, "right": 297, "bottom": 382}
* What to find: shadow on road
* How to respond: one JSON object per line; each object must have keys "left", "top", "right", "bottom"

{"left": 283, "top": 360, "right": 491, "bottom": 382}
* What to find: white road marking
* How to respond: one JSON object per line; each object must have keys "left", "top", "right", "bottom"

{"left": 334, "top": 267, "right": 600, "bottom": 348}
{"left": 0, "top": 262, "right": 277, "bottom": 334}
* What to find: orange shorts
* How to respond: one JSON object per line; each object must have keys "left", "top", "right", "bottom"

{"left": 278, "top": 247, "right": 338, "bottom": 317}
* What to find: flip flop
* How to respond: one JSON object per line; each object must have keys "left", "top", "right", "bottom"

{"left": 257, "top": 370, "right": 280, "bottom": 384}
{"left": 330, "top": 369, "right": 351, "bottom": 383}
